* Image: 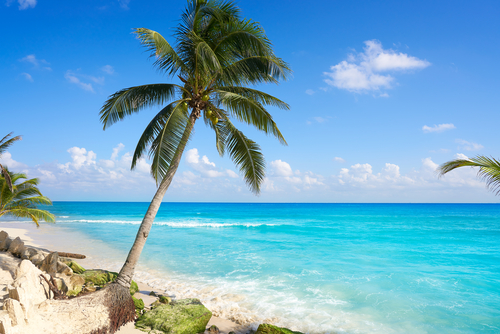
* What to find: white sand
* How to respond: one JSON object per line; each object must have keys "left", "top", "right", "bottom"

{"left": 0, "top": 222, "right": 241, "bottom": 334}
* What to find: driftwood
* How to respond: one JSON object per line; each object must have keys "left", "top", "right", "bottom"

{"left": 40, "top": 274, "right": 67, "bottom": 300}
{"left": 56, "top": 252, "right": 86, "bottom": 259}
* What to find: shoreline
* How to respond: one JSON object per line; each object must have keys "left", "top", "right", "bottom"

{"left": 0, "top": 222, "right": 244, "bottom": 334}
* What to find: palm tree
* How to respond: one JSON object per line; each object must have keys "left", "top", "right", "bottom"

{"left": 100, "top": 0, "right": 290, "bottom": 290}
{"left": 0, "top": 132, "right": 22, "bottom": 192}
{"left": 0, "top": 169, "right": 55, "bottom": 226}
{"left": 438, "top": 155, "right": 500, "bottom": 195}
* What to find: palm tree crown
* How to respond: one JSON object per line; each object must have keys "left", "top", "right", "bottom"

{"left": 0, "top": 169, "right": 55, "bottom": 226}
{"left": 437, "top": 155, "right": 500, "bottom": 195}
{"left": 0, "top": 132, "right": 22, "bottom": 192}
{"left": 100, "top": 0, "right": 290, "bottom": 193}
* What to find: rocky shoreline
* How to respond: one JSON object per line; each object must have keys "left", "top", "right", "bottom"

{"left": 0, "top": 228, "right": 305, "bottom": 334}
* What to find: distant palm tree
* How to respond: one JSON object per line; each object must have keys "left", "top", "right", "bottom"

{"left": 0, "top": 133, "right": 22, "bottom": 192}
{"left": 0, "top": 169, "right": 55, "bottom": 226}
{"left": 100, "top": 0, "right": 290, "bottom": 289}
{"left": 437, "top": 155, "right": 500, "bottom": 195}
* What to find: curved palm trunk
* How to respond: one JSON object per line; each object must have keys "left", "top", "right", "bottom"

{"left": 115, "top": 111, "right": 198, "bottom": 288}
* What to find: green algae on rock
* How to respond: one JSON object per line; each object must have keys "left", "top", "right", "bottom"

{"left": 130, "top": 280, "right": 139, "bottom": 296}
{"left": 255, "top": 324, "right": 304, "bottom": 334}
{"left": 135, "top": 298, "right": 211, "bottom": 334}
{"left": 66, "top": 261, "right": 86, "bottom": 274}
{"left": 80, "top": 269, "right": 118, "bottom": 286}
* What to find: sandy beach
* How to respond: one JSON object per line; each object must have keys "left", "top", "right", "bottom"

{"left": 0, "top": 222, "right": 242, "bottom": 334}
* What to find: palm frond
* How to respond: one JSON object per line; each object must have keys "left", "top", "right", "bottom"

{"left": 148, "top": 102, "right": 191, "bottom": 183}
{"left": 0, "top": 164, "right": 13, "bottom": 192}
{"left": 100, "top": 84, "right": 178, "bottom": 129}
{"left": 5, "top": 207, "right": 55, "bottom": 226}
{"left": 134, "top": 28, "right": 188, "bottom": 75}
{"left": 222, "top": 118, "right": 265, "bottom": 194}
{"left": 215, "top": 89, "right": 287, "bottom": 144}
{"left": 0, "top": 133, "right": 22, "bottom": 155}
{"left": 438, "top": 155, "right": 500, "bottom": 195}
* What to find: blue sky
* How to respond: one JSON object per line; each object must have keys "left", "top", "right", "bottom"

{"left": 1, "top": 0, "right": 500, "bottom": 202}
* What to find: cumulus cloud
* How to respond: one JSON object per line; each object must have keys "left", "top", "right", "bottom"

{"left": 111, "top": 143, "right": 125, "bottom": 160}
{"left": 20, "top": 54, "right": 51, "bottom": 70}
{"left": 324, "top": 40, "right": 430, "bottom": 93}
{"left": 422, "top": 123, "right": 456, "bottom": 133}
{"left": 0, "top": 152, "right": 28, "bottom": 170}
{"left": 456, "top": 139, "right": 484, "bottom": 151}
{"left": 334, "top": 157, "right": 345, "bottom": 163}
{"left": 305, "top": 89, "right": 315, "bottom": 95}
{"left": 185, "top": 148, "right": 237, "bottom": 178}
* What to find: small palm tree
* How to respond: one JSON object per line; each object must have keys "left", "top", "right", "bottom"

{"left": 100, "top": 0, "right": 290, "bottom": 289}
{"left": 437, "top": 155, "right": 500, "bottom": 195}
{"left": 0, "top": 133, "right": 22, "bottom": 192}
{"left": 0, "top": 169, "right": 55, "bottom": 226}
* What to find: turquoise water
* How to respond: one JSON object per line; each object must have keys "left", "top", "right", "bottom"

{"left": 45, "top": 203, "right": 500, "bottom": 333}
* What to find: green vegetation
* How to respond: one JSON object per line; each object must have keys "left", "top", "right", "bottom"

{"left": 99, "top": 0, "right": 290, "bottom": 289}
{"left": 136, "top": 298, "right": 211, "bottom": 334}
{"left": 0, "top": 170, "right": 55, "bottom": 226}
{"left": 0, "top": 133, "right": 22, "bottom": 192}
{"left": 438, "top": 155, "right": 500, "bottom": 195}
{"left": 255, "top": 324, "right": 304, "bottom": 334}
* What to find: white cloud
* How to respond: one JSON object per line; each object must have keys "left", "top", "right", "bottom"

{"left": 455, "top": 153, "right": 469, "bottom": 160}
{"left": 0, "top": 152, "right": 28, "bottom": 170}
{"left": 305, "top": 89, "right": 315, "bottom": 95}
{"left": 65, "top": 71, "right": 95, "bottom": 92}
{"left": 20, "top": 54, "right": 51, "bottom": 70}
{"left": 101, "top": 65, "right": 115, "bottom": 74}
{"left": 334, "top": 157, "right": 345, "bottom": 163}
{"left": 422, "top": 123, "right": 456, "bottom": 133}
{"left": 21, "top": 73, "right": 33, "bottom": 82}
{"left": 111, "top": 143, "right": 125, "bottom": 160}
{"left": 18, "top": 0, "right": 36, "bottom": 10}
{"left": 270, "top": 160, "right": 294, "bottom": 177}
{"left": 456, "top": 139, "right": 484, "bottom": 151}
{"left": 324, "top": 40, "right": 430, "bottom": 93}
{"left": 185, "top": 148, "right": 236, "bottom": 178}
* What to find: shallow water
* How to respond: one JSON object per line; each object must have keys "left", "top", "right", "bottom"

{"left": 8, "top": 202, "right": 500, "bottom": 333}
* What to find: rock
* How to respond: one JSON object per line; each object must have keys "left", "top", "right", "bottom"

{"left": 83, "top": 282, "right": 96, "bottom": 293}
{"left": 12, "top": 260, "right": 52, "bottom": 318}
{"left": 3, "top": 299, "right": 26, "bottom": 327}
{"left": 255, "top": 324, "right": 304, "bottom": 334}
{"left": 52, "top": 277, "right": 69, "bottom": 294}
{"left": 29, "top": 253, "right": 45, "bottom": 267}
{"left": 136, "top": 298, "right": 212, "bottom": 334}
{"left": 21, "top": 247, "right": 37, "bottom": 260}
{"left": 66, "top": 261, "right": 85, "bottom": 274}
{"left": 159, "top": 295, "right": 171, "bottom": 304}
{"left": 207, "top": 324, "right": 220, "bottom": 334}
{"left": 7, "top": 237, "right": 25, "bottom": 257}
{"left": 39, "top": 252, "right": 59, "bottom": 275}
{"left": 150, "top": 300, "right": 161, "bottom": 309}
{"left": 149, "top": 291, "right": 157, "bottom": 297}
{"left": 0, "top": 237, "right": 12, "bottom": 252}
{"left": 0, "top": 231, "right": 8, "bottom": 244}
{"left": 130, "top": 280, "right": 139, "bottom": 296}
{"left": 228, "top": 332, "right": 236, "bottom": 334}
{"left": 56, "top": 261, "right": 73, "bottom": 276}
{"left": 79, "top": 269, "right": 118, "bottom": 287}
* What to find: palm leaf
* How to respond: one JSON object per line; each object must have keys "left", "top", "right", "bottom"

{"left": 148, "top": 102, "right": 191, "bottom": 183}
{"left": 100, "top": 84, "right": 178, "bottom": 129}
{"left": 438, "top": 155, "right": 500, "bottom": 195}
{"left": 215, "top": 88, "right": 287, "bottom": 144}
{"left": 222, "top": 118, "right": 265, "bottom": 194}
{"left": 134, "top": 28, "right": 188, "bottom": 75}
{"left": 0, "top": 133, "right": 22, "bottom": 155}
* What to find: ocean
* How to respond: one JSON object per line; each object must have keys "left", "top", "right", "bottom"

{"left": 16, "top": 202, "right": 500, "bottom": 333}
